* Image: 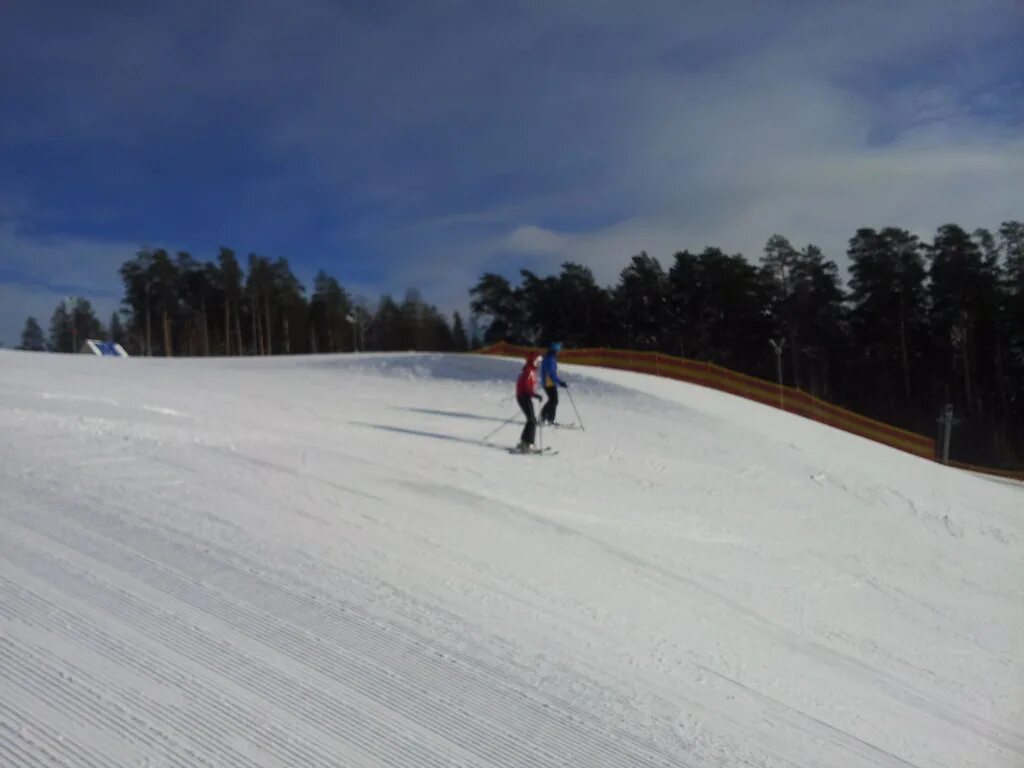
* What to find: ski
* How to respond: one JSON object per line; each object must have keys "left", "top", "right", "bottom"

{"left": 543, "top": 422, "right": 580, "bottom": 430}
{"left": 508, "top": 446, "right": 558, "bottom": 456}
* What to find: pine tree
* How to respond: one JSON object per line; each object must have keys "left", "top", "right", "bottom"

{"left": 431, "top": 309, "right": 454, "bottom": 351}
{"left": 45, "top": 298, "right": 103, "bottom": 352}
{"left": 350, "top": 303, "right": 373, "bottom": 352}
{"left": 176, "top": 252, "right": 214, "bottom": 356}
{"left": 371, "top": 295, "right": 403, "bottom": 350}
{"left": 666, "top": 247, "right": 773, "bottom": 373}
{"left": 19, "top": 316, "right": 45, "bottom": 351}
{"left": 311, "top": 271, "right": 353, "bottom": 353}
{"left": 399, "top": 289, "right": 426, "bottom": 350}
{"left": 48, "top": 302, "right": 72, "bottom": 352}
{"left": 846, "top": 228, "right": 929, "bottom": 421}
{"left": 147, "top": 250, "right": 179, "bottom": 356}
{"left": 927, "top": 224, "right": 1005, "bottom": 461}
{"left": 108, "top": 312, "right": 128, "bottom": 349}
{"left": 760, "top": 235, "right": 803, "bottom": 387}
{"left": 929, "top": 225, "right": 991, "bottom": 413}
{"left": 614, "top": 253, "right": 669, "bottom": 350}
{"left": 73, "top": 299, "right": 105, "bottom": 344}
{"left": 470, "top": 273, "right": 523, "bottom": 344}
{"left": 557, "top": 263, "right": 613, "bottom": 347}
{"left": 216, "top": 247, "right": 245, "bottom": 355}
{"left": 246, "top": 255, "right": 274, "bottom": 354}
{"left": 451, "top": 312, "right": 470, "bottom": 352}
{"left": 270, "top": 257, "right": 307, "bottom": 355}
{"left": 999, "top": 221, "right": 1024, "bottom": 375}
{"left": 788, "top": 244, "right": 847, "bottom": 400}
{"left": 119, "top": 248, "right": 156, "bottom": 355}
{"left": 1000, "top": 221, "right": 1024, "bottom": 461}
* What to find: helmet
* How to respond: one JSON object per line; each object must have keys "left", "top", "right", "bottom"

{"left": 550, "top": 341, "right": 562, "bottom": 353}
{"left": 532, "top": 353, "right": 542, "bottom": 367}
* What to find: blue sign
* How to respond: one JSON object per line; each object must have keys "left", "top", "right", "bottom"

{"left": 92, "top": 341, "right": 124, "bottom": 357}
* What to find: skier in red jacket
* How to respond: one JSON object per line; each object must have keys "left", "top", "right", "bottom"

{"left": 515, "top": 352, "right": 544, "bottom": 452}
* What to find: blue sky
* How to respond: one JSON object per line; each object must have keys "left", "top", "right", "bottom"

{"left": 1, "top": 0, "right": 1023, "bottom": 345}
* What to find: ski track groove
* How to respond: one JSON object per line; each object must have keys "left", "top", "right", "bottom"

{"left": 0, "top": 578, "right": 348, "bottom": 768}
{"left": 0, "top": 637, "right": 202, "bottom": 768}
{"left": 0, "top": 717, "right": 70, "bottom": 768}
{"left": 0, "top": 548, "right": 453, "bottom": 768}
{"left": 152, "top": 510, "right": 681, "bottom": 764}
{"left": 0, "top": 604, "right": 297, "bottom": 768}
{"left": 65, "top": 467, "right": 684, "bottom": 766}
{"left": 0, "top": 719, "right": 80, "bottom": 768}
{"left": 2, "top": 462, "right": 1009, "bottom": 768}
{"left": 0, "top": 475, "right": 686, "bottom": 768}
{"left": 0, "top": 700, "right": 110, "bottom": 768}
{"left": 2, "top": 528, "right": 622, "bottom": 768}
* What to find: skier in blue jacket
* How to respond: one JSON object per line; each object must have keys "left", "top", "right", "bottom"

{"left": 539, "top": 341, "right": 568, "bottom": 425}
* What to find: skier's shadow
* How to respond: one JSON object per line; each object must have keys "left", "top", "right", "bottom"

{"left": 352, "top": 421, "right": 510, "bottom": 451}
{"left": 391, "top": 407, "right": 510, "bottom": 423}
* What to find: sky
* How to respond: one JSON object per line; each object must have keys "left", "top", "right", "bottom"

{"left": 1, "top": 0, "right": 1023, "bottom": 346}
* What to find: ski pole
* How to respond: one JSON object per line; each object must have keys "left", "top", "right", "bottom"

{"left": 566, "top": 387, "right": 585, "bottom": 431}
{"left": 483, "top": 410, "right": 520, "bottom": 442}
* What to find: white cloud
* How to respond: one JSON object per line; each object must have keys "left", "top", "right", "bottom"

{"left": 506, "top": 225, "right": 569, "bottom": 255}
{"left": 0, "top": 221, "right": 136, "bottom": 292}
{"left": 487, "top": 136, "right": 1024, "bottom": 286}
{"left": 1, "top": 0, "right": 1021, "bottom": 322}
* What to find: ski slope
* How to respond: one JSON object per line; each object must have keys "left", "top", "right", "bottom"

{"left": 0, "top": 350, "right": 1021, "bottom": 768}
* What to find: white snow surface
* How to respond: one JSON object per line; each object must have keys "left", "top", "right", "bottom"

{"left": 0, "top": 350, "right": 1021, "bottom": 767}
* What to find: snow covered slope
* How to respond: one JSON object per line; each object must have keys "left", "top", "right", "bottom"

{"left": 0, "top": 350, "right": 1021, "bottom": 767}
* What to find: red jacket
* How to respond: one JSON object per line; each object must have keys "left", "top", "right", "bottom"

{"left": 516, "top": 354, "right": 540, "bottom": 398}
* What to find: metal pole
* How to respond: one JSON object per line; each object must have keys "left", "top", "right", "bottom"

{"left": 941, "top": 404, "right": 954, "bottom": 464}
{"left": 776, "top": 354, "right": 782, "bottom": 407}
{"left": 482, "top": 410, "right": 521, "bottom": 442}
{"left": 566, "top": 387, "right": 585, "bottom": 430}
{"left": 769, "top": 338, "right": 786, "bottom": 410}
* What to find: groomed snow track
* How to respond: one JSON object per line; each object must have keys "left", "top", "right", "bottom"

{"left": 1, "top": 350, "right": 1021, "bottom": 767}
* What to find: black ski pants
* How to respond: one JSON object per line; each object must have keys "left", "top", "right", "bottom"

{"left": 540, "top": 385, "right": 559, "bottom": 424}
{"left": 517, "top": 394, "right": 537, "bottom": 445}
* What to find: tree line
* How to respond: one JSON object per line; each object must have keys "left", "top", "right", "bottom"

{"left": 15, "top": 223, "right": 1023, "bottom": 467}
{"left": 470, "top": 222, "right": 1024, "bottom": 468}
{"left": 19, "top": 247, "right": 475, "bottom": 358}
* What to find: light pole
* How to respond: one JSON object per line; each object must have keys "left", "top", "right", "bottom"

{"left": 936, "top": 404, "right": 960, "bottom": 464}
{"left": 769, "top": 338, "right": 786, "bottom": 410}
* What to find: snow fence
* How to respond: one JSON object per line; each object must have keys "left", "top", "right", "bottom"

{"left": 480, "top": 342, "right": 1024, "bottom": 481}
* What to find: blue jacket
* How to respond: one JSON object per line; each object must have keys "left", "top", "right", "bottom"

{"left": 540, "top": 352, "right": 564, "bottom": 388}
